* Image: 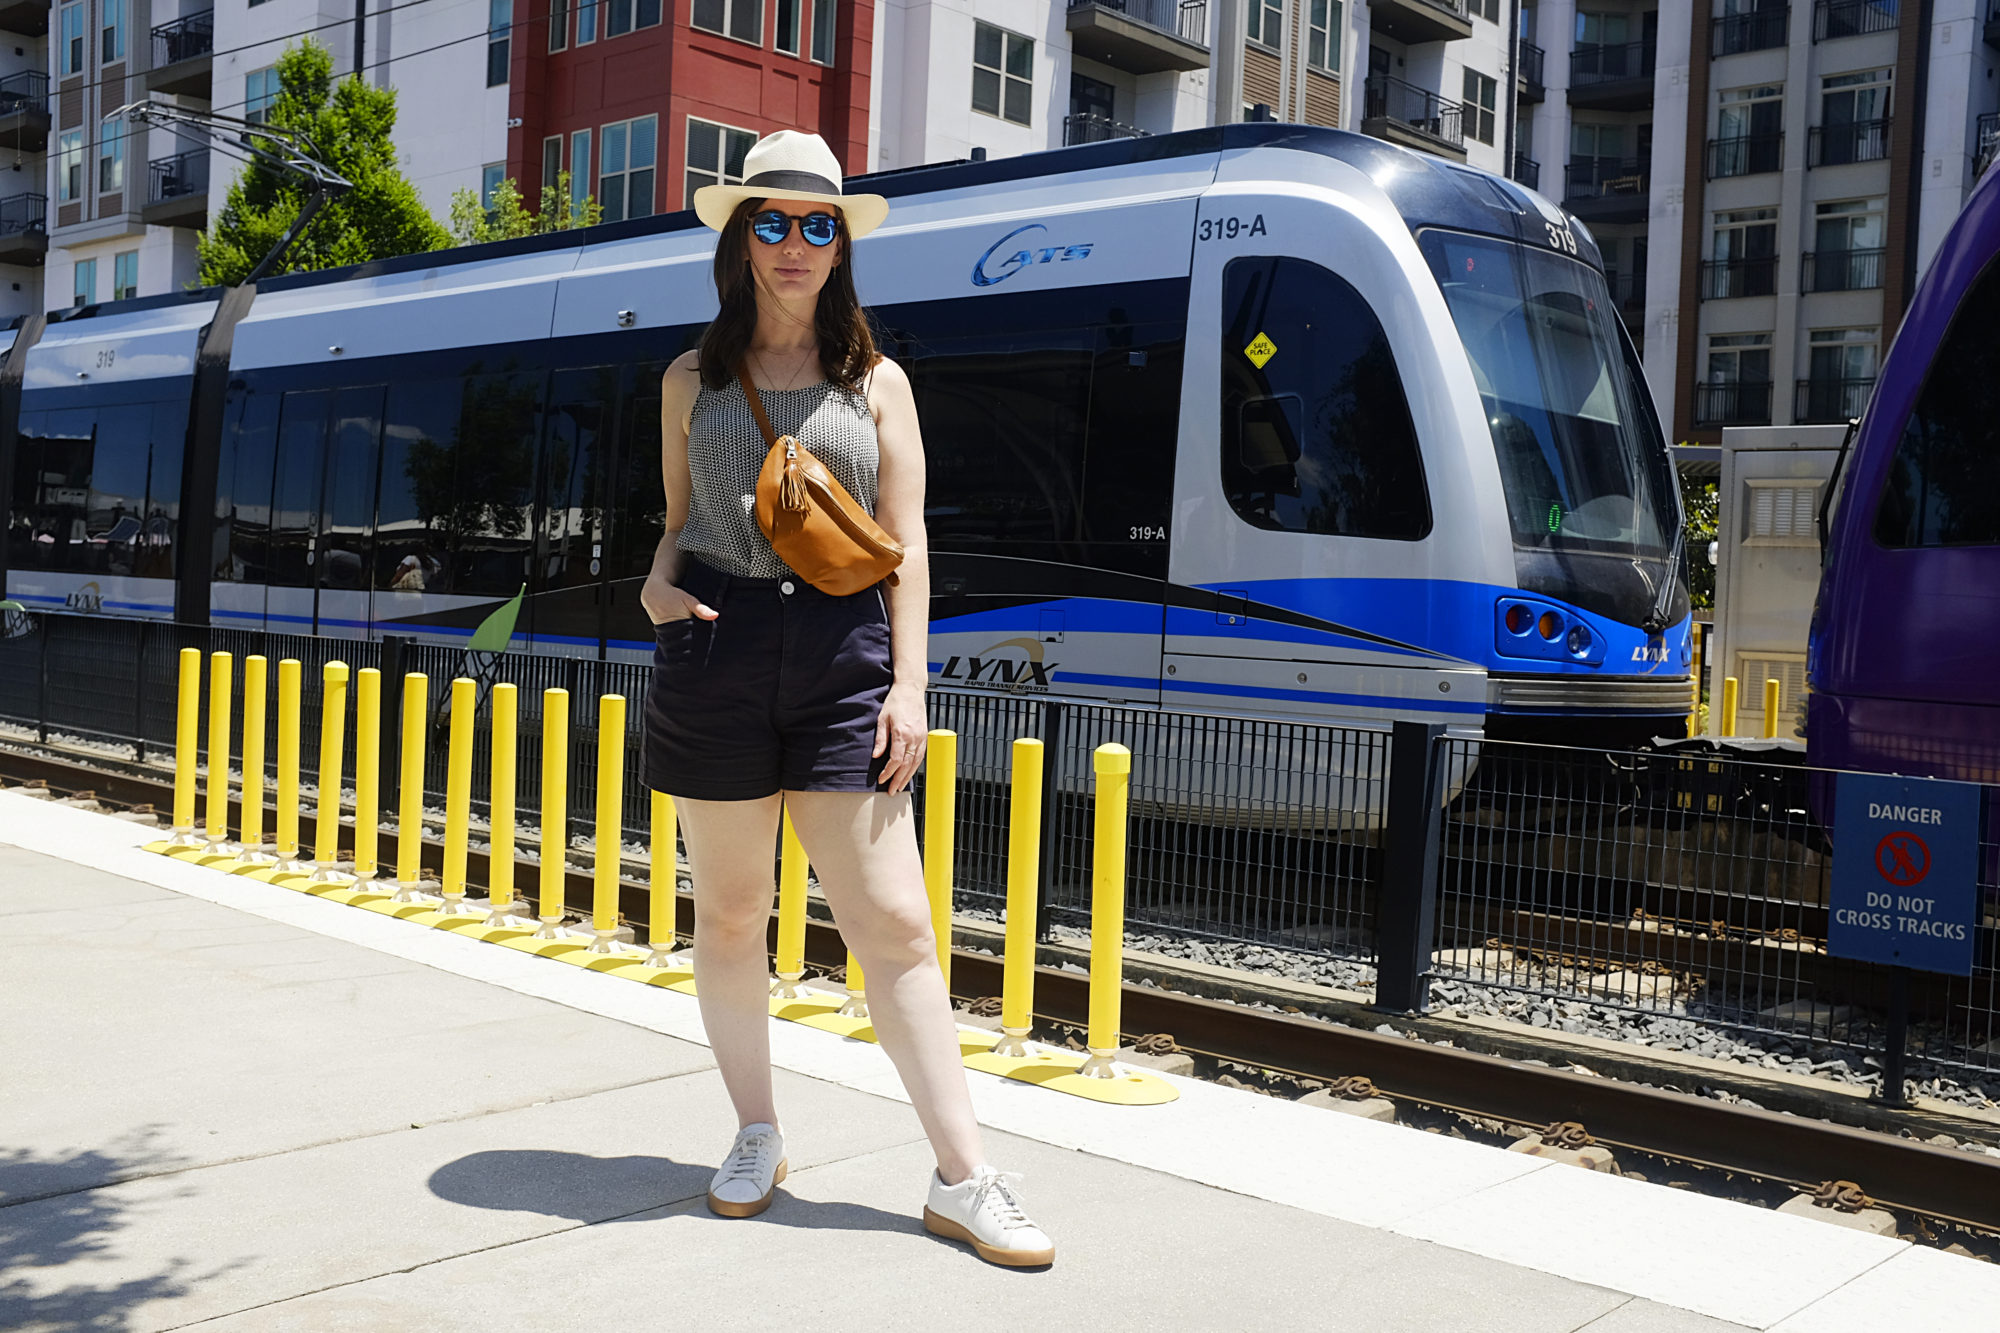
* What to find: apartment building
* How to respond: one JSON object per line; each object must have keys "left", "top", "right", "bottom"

{"left": 0, "top": 0, "right": 47, "bottom": 323}
{"left": 1350, "top": 0, "right": 1519, "bottom": 177}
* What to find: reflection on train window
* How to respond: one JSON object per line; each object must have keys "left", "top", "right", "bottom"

{"left": 1220, "top": 257, "right": 1430, "bottom": 540}
{"left": 321, "top": 386, "right": 385, "bottom": 592}
{"left": 219, "top": 391, "right": 280, "bottom": 584}
{"left": 1874, "top": 255, "right": 2000, "bottom": 548}
{"left": 8, "top": 401, "right": 183, "bottom": 577}
{"left": 452, "top": 373, "right": 540, "bottom": 598}
{"left": 378, "top": 379, "right": 461, "bottom": 593}
{"left": 534, "top": 366, "right": 616, "bottom": 646}
{"left": 1419, "top": 229, "right": 1672, "bottom": 555}
{"left": 268, "top": 390, "right": 329, "bottom": 591}
{"left": 612, "top": 363, "right": 668, "bottom": 586}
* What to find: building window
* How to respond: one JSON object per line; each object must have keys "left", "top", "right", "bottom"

{"left": 1712, "top": 83, "right": 1784, "bottom": 177}
{"left": 692, "top": 0, "right": 760, "bottom": 44}
{"left": 1701, "top": 332, "right": 1775, "bottom": 425}
{"left": 776, "top": 0, "right": 801, "bottom": 55}
{"left": 542, "top": 136, "right": 563, "bottom": 196}
{"left": 481, "top": 163, "right": 505, "bottom": 210}
{"left": 571, "top": 128, "right": 592, "bottom": 214}
{"left": 1706, "top": 207, "right": 1777, "bottom": 298}
{"left": 1462, "top": 69, "right": 1497, "bottom": 145}
{"left": 1470, "top": 0, "right": 1499, "bottom": 20}
{"left": 599, "top": 115, "right": 656, "bottom": 223}
{"left": 488, "top": 0, "right": 511, "bottom": 86}
{"left": 245, "top": 67, "right": 278, "bottom": 125}
{"left": 1803, "top": 327, "right": 1878, "bottom": 422}
{"left": 100, "top": 0, "right": 123, "bottom": 63}
{"left": 684, "top": 116, "right": 756, "bottom": 208}
{"left": 973, "top": 22, "right": 1032, "bottom": 126}
{"left": 113, "top": 250, "right": 138, "bottom": 301}
{"left": 548, "top": 0, "right": 568, "bottom": 51}
{"left": 1247, "top": 0, "right": 1282, "bottom": 48}
{"left": 811, "top": 0, "right": 835, "bottom": 62}
{"left": 1308, "top": 0, "right": 1339, "bottom": 72}
{"left": 604, "top": 0, "right": 661, "bottom": 37}
{"left": 57, "top": 130, "right": 82, "bottom": 202}
{"left": 578, "top": 0, "right": 597, "bottom": 43}
{"left": 1816, "top": 67, "right": 1892, "bottom": 166}
{"left": 98, "top": 123, "right": 125, "bottom": 193}
{"left": 1808, "top": 197, "right": 1886, "bottom": 290}
{"left": 59, "top": 2, "right": 84, "bottom": 76}
{"left": 73, "top": 257, "right": 95, "bottom": 308}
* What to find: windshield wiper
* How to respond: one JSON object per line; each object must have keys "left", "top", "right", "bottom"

{"left": 1640, "top": 524, "right": 1684, "bottom": 635}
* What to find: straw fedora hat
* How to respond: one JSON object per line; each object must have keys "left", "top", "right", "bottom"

{"left": 692, "top": 130, "right": 889, "bottom": 240}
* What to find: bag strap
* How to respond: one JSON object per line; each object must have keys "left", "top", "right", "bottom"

{"left": 737, "top": 362, "right": 780, "bottom": 448}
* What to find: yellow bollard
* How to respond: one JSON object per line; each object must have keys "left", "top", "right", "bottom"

{"left": 840, "top": 948, "right": 868, "bottom": 1018}
{"left": 1079, "top": 743, "right": 1132, "bottom": 1078}
{"left": 169, "top": 646, "right": 200, "bottom": 842}
{"left": 993, "top": 737, "right": 1045, "bottom": 1058}
{"left": 647, "top": 789, "right": 680, "bottom": 966}
{"left": 1687, "top": 624, "right": 1703, "bottom": 739}
{"left": 772, "top": 806, "right": 809, "bottom": 995}
{"left": 924, "top": 729, "right": 958, "bottom": 992}
{"left": 1763, "top": 677, "right": 1782, "bottom": 740}
{"left": 273, "top": 658, "right": 303, "bottom": 868}
{"left": 535, "top": 688, "right": 570, "bottom": 938}
{"left": 391, "top": 672, "right": 430, "bottom": 901}
{"left": 1721, "top": 675, "right": 1740, "bottom": 738}
{"left": 239, "top": 655, "right": 268, "bottom": 859}
{"left": 486, "top": 683, "right": 520, "bottom": 925}
{"left": 588, "top": 694, "right": 627, "bottom": 951}
{"left": 204, "top": 651, "right": 233, "bottom": 849}
{"left": 438, "top": 677, "right": 476, "bottom": 913}
{"left": 353, "top": 668, "right": 380, "bottom": 880}
{"left": 311, "top": 661, "right": 349, "bottom": 877}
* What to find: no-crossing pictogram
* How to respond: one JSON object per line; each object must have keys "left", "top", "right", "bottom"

{"left": 1875, "top": 831, "right": 1931, "bottom": 887}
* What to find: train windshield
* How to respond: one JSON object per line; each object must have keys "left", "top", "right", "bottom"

{"left": 1419, "top": 230, "right": 1675, "bottom": 559}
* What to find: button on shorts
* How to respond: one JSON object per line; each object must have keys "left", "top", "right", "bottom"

{"left": 642, "top": 559, "right": 894, "bottom": 801}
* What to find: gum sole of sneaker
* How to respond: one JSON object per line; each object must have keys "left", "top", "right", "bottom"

{"left": 707, "top": 1159, "right": 787, "bottom": 1218}
{"left": 922, "top": 1207, "right": 1055, "bottom": 1267}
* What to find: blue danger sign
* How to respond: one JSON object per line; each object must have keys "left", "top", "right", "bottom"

{"left": 1828, "top": 773, "right": 1983, "bottom": 975}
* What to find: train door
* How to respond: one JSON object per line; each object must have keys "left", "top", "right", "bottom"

{"left": 265, "top": 386, "right": 384, "bottom": 637}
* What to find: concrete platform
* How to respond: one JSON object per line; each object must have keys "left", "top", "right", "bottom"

{"left": 3, "top": 792, "right": 1998, "bottom": 1331}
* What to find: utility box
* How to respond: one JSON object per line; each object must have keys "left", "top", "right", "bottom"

{"left": 1709, "top": 425, "right": 1845, "bottom": 740}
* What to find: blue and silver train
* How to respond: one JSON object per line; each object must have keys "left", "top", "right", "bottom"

{"left": 1, "top": 124, "right": 1690, "bottom": 747}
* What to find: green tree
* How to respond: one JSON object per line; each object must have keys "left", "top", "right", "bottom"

{"left": 1680, "top": 468, "right": 1719, "bottom": 611}
{"left": 448, "top": 172, "right": 603, "bottom": 246}
{"left": 197, "top": 40, "right": 449, "bottom": 286}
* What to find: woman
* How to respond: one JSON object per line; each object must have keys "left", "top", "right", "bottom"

{"left": 641, "top": 131, "right": 1054, "bottom": 1268}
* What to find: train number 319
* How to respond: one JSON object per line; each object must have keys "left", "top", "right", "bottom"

{"left": 1197, "top": 215, "right": 1268, "bottom": 242}
{"left": 1543, "top": 221, "right": 1578, "bottom": 256}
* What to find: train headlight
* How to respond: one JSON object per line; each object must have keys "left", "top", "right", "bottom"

{"left": 1567, "top": 625, "right": 1592, "bottom": 657}
{"left": 1538, "top": 611, "right": 1563, "bottom": 640}
{"left": 1505, "top": 604, "right": 1534, "bottom": 635}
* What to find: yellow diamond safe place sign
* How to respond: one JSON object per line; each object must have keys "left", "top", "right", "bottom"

{"left": 1244, "top": 332, "right": 1277, "bottom": 369}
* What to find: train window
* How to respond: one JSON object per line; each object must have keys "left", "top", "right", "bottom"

{"left": 451, "top": 372, "right": 540, "bottom": 599}
{"left": 534, "top": 366, "right": 617, "bottom": 645}
{"left": 221, "top": 391, "right": 280, "bottom": 584}
{"left": 611, "top": 362, "right": 668, "bottom": 587}
{"left": 1873, "top": 257, "right": 2000, "bottom": 548}
{"left": 1220, "top": 257, "right": 1431, "bottom": 540}
{"left": 142, "top": 401, "right": 185, "bottom": 582}
{"left": 84, "top": 405, "right": 149, "bottom": 578}
{"left": 268, "top": 391, "right": 330, "bottom": 590}
{"left": 6, "top": 414, "right": 38, "bottom": 570}
{"left": 378, "top": 378, "right": 463, "bottom": 592}
{"left": 1083, "top": 324, "right": 1181, "bottom": 573}
{"left": 321, "top": 386, "right": 384, "bottom": 591}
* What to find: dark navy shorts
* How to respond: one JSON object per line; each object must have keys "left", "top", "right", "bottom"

{"left": 643, "top": 559, "right": 894, "bottom": 801}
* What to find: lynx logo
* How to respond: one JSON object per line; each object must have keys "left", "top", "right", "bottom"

{"left": 938, "top": 636, "right": 1057, "bottom": 691}
{"left": 971, "top": 224, "right": 1095, "bottom": 287}
{"left": 1632, "top": 643, "right": 1670, "bottom": 663}
{"left": 64, "top": 582, "right": 104, "bottom": 613}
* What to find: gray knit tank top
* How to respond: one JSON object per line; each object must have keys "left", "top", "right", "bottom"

{"left": 678, "top": 378, "right": 880, "bottom": 581}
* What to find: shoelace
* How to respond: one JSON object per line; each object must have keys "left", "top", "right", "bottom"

{"left": 717, "top": 1131, "right": 776, "bottom": 1185}
{"left": 970, "top": 1170, "right": 1032, "bottom": 1229}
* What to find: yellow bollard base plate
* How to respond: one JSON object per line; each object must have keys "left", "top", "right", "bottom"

{"left": 963, "top": 1049, "right": 1179, "bottom": 1105}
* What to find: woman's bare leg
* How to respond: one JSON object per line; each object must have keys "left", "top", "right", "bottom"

{"left": 784, "top": 788, "right": 985, "bottom": 1184}
{"left": 676, "top": 793, "right": 785, "bottom": 1131}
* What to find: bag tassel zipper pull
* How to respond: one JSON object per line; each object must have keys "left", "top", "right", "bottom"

{"left": 779, "top": 439, "right": 809, "bottom": 513}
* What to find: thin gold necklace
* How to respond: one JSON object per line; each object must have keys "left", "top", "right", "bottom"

{"left": 752, "top": 342, "right": 817, "bottom": 390}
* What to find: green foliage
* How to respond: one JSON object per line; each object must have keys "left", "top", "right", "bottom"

{"left": 1680, "top": 465, "right": 1719, "bottom": 612}
{"left": 447, "top": 172, "right": 603, "bottom": 246}
{"left": 197, "top": 40, "right": 449, "bottom": 286}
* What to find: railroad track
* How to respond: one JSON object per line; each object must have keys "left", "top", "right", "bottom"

{"left": 6, "top": 742, "right": 2000, "bottom": 1241}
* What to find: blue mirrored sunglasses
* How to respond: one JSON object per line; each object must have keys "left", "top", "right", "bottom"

{"left": 749, "top": 209, "right": 841, "bottom": 247}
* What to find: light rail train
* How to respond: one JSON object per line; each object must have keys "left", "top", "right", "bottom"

{"left": 1, "top": 124, "right": 1690, "bottom": 751}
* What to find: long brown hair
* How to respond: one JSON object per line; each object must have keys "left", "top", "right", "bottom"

{"left": 698, "top": 198, "right": 878, "bottom": 392}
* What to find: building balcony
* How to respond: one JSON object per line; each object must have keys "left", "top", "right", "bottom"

{"left": 1795, "top": 376, "right": 1874, "bottom": 423}
{"left": 1813, "top": 0, "right": 1898, "bottom": 42}
{"left": 1604, "top": 266, "right": 1647, "bottom": 326}
{"left": 1713, "top": 7, "right": 1790, "bottom": 55}
{"left": 0, "top": 0, "right": 49, "bottom": 37}
{"left": 1801, "top": 247, "right": 1885, "bottom": 292}
{"left": 1568, "top": 40, "right": 1655, "bottom": 111}
{"left": 1063, "top": 112, "right": 1149, "bottom": 146}
{"left": 1562, "top": 156, "right": 1648, "bottom": 223}
{"left": 149, "top": 11, "right": 214, "bottom": 98}
{"left": 1707, "top": 131, "right": 1783, "bottom": 178}
{"left": 0, "top": 191, "right": 46, "bottom": 265}
{"left": 1987, "top": 0, "right": 1999, "bottom": 50}
{"left": 1695, "top": 381, "right": 1774, "bottom": 426}
{"left": 1517, "top": 41, "right": 1544, "bottom": 103}
{"left": 1065, "top": 0, "right": 1208, "bottom": 74}
{"left": 1360, "top": 75, "right": 1465, "bottom": 159}
{"left": 1978, "top": 111, "right": 2000, "bottom": 176}
{"left": 1808, "top": 118, "right": 1890, "bottom": 166}
{"left": 1700, "top": 255, "right": 1778, "bottom": 300}
{"left": 144, "top": 148, "right": 208, "bottom": 229}
{"left": 1367, "top": 0, "right": 1472, "bottom": 47}
{"left": 0, "top": 70, "right": 48, "bottom": 154}
{"left": 1510, "top": 151, "right": 1540, "bottom": 191}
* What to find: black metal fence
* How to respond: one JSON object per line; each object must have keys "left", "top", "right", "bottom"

{"left": 149, "top": 148, "right": 209, "bottom": 206}
{"left": 1809, "top": 119, "right": 1891, "bottom": 166}
{"left": 1707, "top": 132, "right": 1784, "bottom": 179}
{"left": 1563, "top": 156, "right": 1647, "bottom": 203}
{"left": 1569, "top": 39, "right": 1656, "bottom": 87}
{"left": 1363, "top": 74, "right": 1464, "bottom": 150}
{"left": 1713, "top": 6, "right": 1790, "bottom": 54}
{"left": 1812, "top": 0, "right": 1898, "bottom": 42}
{"left": 1067, "top": 0, "right": 1209, "bottom": 44}
{"left": 1801, "top": 247, "right": 1884, "bottom": 293}
{"left": 1694, "top": 380, "right": 1775, "bottom": 427}
{"left": 1795, "top": 376, "right": 1875, "bottom": 424}
{"left": 1063, "top": 113, "right": 1149, "bottom": 146}
{"left": 151, "top": 9, "right": 214, "bottom": 67}
{"left": 6, "top": 613, "right": 1997, "bottom": 1089}
{"left": 1700, "top": 255, "right": 1778, "bottom": 301}
{"left": 1510, "top": 152, "right": 1540, "bottom": 191}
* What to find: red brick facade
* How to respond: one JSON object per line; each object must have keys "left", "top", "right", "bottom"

{"left": 505, "top": 0, "right": 872, "bottom": 221}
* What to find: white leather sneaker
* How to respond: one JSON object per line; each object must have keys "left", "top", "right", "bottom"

{"left": 923, "top": 1165, "right": 1055, "bottom": 1266}
{"left": 707, "top": 1122, "right": 787, "bottom": 1218}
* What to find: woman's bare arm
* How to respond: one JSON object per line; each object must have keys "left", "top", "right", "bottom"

{"left": 867, "top": 357, "right": 931, "bottom": 795}
{"left": 642, "top": 353, "right": 716, "bottom": 624}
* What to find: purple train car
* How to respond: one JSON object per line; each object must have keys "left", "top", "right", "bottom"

{"left": 1809, "top": 157, "right": 2000, "bottom": 786}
